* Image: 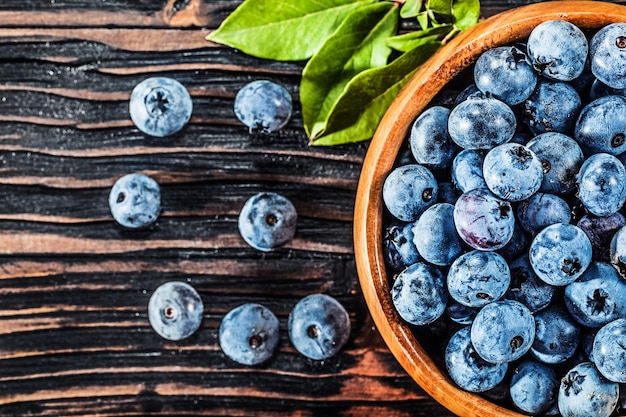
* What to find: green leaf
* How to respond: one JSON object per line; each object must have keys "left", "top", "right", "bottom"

{"left": 206, "top": 0, "right": 377, "bottom": 61}
{"left": 301, "top": 1, "right": 398, "bottom": 139}
{"left": 426, "top": 0, "right": 452, "bottom": 17}
{"left": 400, "top": 0, "right": 423, "bottom": 18}
{"left": 452, "top": 0, "right": 480, "bottom": 30}
{"left": 310, "top": 40, "right": 442, "bottom": 146}
{"left": 416, "top": 11, "right": 431, "bottom": 29}
{"left": 386, "top": 25, "right": 452, "bottom": 52}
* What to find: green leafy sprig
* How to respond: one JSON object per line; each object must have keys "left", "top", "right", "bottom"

{"left": 208, "top": 0, "right": 480, "bottom": 146}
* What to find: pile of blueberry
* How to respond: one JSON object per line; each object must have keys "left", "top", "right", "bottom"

{"left": 112, "top": 77, "right": 350, "bottom": 365}
{"left": 382, "top": 20, "right": 626, "bottom": 416}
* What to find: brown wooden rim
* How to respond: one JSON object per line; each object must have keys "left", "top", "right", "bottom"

{"left": 354, "top": 2, "right": 626, "bottom": 416}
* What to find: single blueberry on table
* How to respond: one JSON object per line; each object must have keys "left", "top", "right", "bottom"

{"left": 592, "top": 318, "right": 626, "bottom": 383}
{"left": 453, "top": 188, "right": 515, "bottom": 251}
{"left": 516, "top": 192, "right": 571, "bottom": 235}
{"left": 288, "top": 294, "right": 351, "bottom": 360}
{"left": 526, "top": 132, "right": 584, "bottom": 194}
{"left": 527, "top": 20, "right": 588, "bottom": 81}
{"left": 451, "top": 149, "right": 488, "bottom": 193}
{"left": 219, "top": 303, "right": 280, "bottom": 366}
{"left": 575, "top": 95, "right": 626, "bottom": 155}
{"left": 482, "top": 142, "right": 543, "bottom": 202}
{"left": 576, "top": 152, "right": 626, "bottom": 217}
{"left": 238, "top": 192, "right": 297, "bottom": 252}
{"left": 529, "top": 223, "right": 592, "bottom": 286}
{"left": 558, "top": 362, "right": 619, "bottom": 417}
{"left": 522, "top": 80, "right": 582, "bottom": 135}
{"left": 148, "top": 281, "right": 204, "bottom": 341}
{"left": 234, "top": 80, "right": 292, "bottom": 134}
{"left": 109, "top": 173, "right": 161, "bottom": 229}
{"left": 409, "top": 106, "right": 457, "bottom": 169}
{"left": 129, "top": 77, "right": 192, "bottom": 137}
{"left": 578, "top": 212, "right": 626, "bottom": 262}
{"left": 447, "top": 94, "right": 516, "bottom": 150}
{"left": 565, "top": 261, "right": 626, "bottom": 328}
{"left": 412, "top": 203, "right": 461, "bottom": 266}
{"left": 382, "top": 221, "right": 421, "bottom": 273}
{"left": 470, "top": 299, "right": 535, "bottom": 364}
{"left": 505, "top": 254, "right": 555, "bottom": 312}
{"left": 382, "top": 164, "right": 438, "bottom": 222}
{"left": 509, "top": 360, "right": 558, "bottom": 415}
{"left": 391, "top": 262, "right": 447, "bottom": 326}
{"left": 445, "top": 326, "right": 508, "bottom": 392}
{"left": 473, "top": 45, "right": 537, "bottom": 105}
{"left": 446, "top": 250, "right": 510, "bottom": 308}
{"left": 531, "top": 303, "right": 581, "bottom": 364}
{"left": 590, "top": 23, "right": 626, "bottom": 89}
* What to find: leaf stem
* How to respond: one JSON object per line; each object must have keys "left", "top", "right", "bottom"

{"left": 442, "top": 27, "right": 460, "bottom": 44}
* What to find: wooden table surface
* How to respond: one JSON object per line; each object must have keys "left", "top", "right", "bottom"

{"left": 0, "top": 1, "right": 605, "bottom": 416}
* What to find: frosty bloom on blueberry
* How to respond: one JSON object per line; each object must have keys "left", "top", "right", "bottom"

{"left": 129, "top": 76, "right": 192, "bottom": 137}
{"left": 234, "top": 80, "right": 292, "bottom": 134}
{"left": 238, "top": 192, "right": 297, "bottom": 252}
{"left": 109, "top": 173, "right": 161, "bottom": 229}
{"left": 148, "top": 281, "right": 204, "bottom": 341}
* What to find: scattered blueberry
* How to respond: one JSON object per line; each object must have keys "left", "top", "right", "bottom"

{"left": 148, "top": 281, "right": 203, "bottom": 341}
{"left": 238, "top": 192, "right": 297, "bottom": 252}
{"left": 109, "top": 173, "right": 161, "bottom": 229}
{"left": 288, "top": 294, "right": 350, "bottom": 360}
{"left": 219, "top": 303, "right": 280, "bottom": 366}
{"left": 234, "top": 80, "right": 292, "bottom": 134}
{"left": 129, "top": 76, "right": 192, "bottom": 137}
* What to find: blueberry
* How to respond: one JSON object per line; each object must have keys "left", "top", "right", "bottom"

{"left": 505, "top": 254, "right": 556, "bottom": 312}
{"left": 592, "top": 318, "right": 626, "bottom": 382}
{"left": 590, "top": 23, "right": 626, "bottom": 89}
{"left": 589, "top": 79, "right": 626, "bottom": 101}
{"left": 446, "top": 250, "right": 510, "bottom": 308}
{"left": 576, "top": 152, "right": 626, "bottom": 217}
{"left": 474, "top": 45, "right": 537, "bottom": 105}
{"left": 532, "top": 304, "right": 581, "bottom": 364}
{"left": 219, "top": 303, "right": 280, "bottom": 366}
{"left": 451, "top": 149, "right": 488, "bottom": 193}
{"left": 529, "top": 223, "right": 592, "bottom": 286}
{"left": 409, "top": 106, "right": 457, "bottom": 169}
{"left": 522, "top": 80, "right": 582, "bottom": 135}
{"left": 412, "top": 203, "right": 462, "bottom": 266}
{"left": 129, "top": 77, "right": 192, "bottom": 137}
{"left": 436, "top": 182, "right": 459, "bottom": 204}
{"left": 510, "top": 360, "right": 558, "bottom": 414}
{"left": 453, "top": 188, "right": 515, "bottom": 251}
{"left": 565, "top": 261, "right": 626, "bottom": 328}
{"left": 382, "top": 164, "right": 438, "bottom": 222}
{"left": 496, "top": 222, "right": 529, "bottom": 262}
{"left": 382, "top": 221, "right": 422, "bottom": 272}
{"left": 527, "top": 20, "right": 588, "bottom": 81}
{"left": 148, "top": 281, "right": 203, "bottom": 341}
{"left": 526, "top": 132, "right": 584, "bottom": 194}
{"left": 558, "top": 362, "right": 619, "bottom": 417}
{"left": 610, "top": 225, "right": 626, "bottom": 277}
{"left": 238, "top": 192, "right": 297, "bottom": 252}
{"left": 577, "top": 212, "right": 626, "bottom": 262}
{"left": 516, "top": 193, "right": 571, "bottom": 235}
{"left": 575, "top": 95, "right": 626, "bottom": 155}
{"left": 453, "top": 83, "right": 480, "bottom": 107}
{"left": 288, "top": 294, "right": 351, "bottom": 360}
{"left": 445, "top": 326, "right": 508, "bottom": 392}
{"left": 109, "top": 173, "right": 161, "bottom": 229}
{"left": 482, "top": 143, "right": 543, "bottom": 202}
{"left": 234, "top": 80, "right": 292, "bottom": 134}
{"left": 445, "top": 302, "right": 479, "bottom": 325}
{"left": 447, "top": 95, "right": 516, "bottom": 150}
{"left": 391, "top": 262, "right": 447, "bottom": 325}
{"left": 470, "top": 299, "right": 535, "bottom": 364}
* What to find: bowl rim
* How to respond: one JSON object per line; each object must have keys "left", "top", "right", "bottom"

{"left": 353, "top": 2, "right": 626, "bottom": 416}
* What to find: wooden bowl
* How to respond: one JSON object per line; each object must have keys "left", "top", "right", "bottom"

{"left": 354, "top": 2, "right": 626, "bottom": 416}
